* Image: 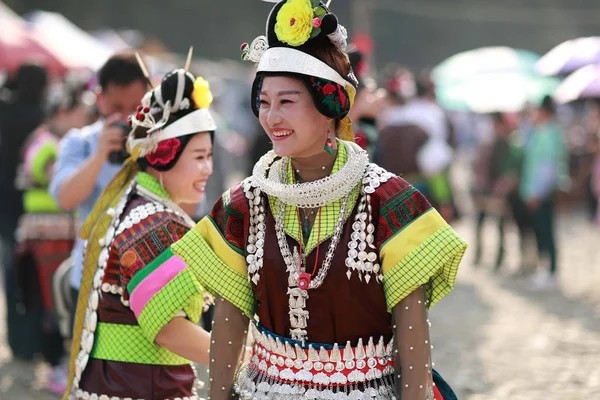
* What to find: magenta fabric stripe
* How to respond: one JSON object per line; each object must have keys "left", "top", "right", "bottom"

{"left": 130, "top": 255, "right": 187, "bottom": 318}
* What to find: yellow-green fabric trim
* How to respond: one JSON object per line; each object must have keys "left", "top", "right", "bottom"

{"left": 268, "top": 139, "right": 360, "bottom": 255}
{"left": 31, "top": 141, "right": 56, "bottom": 186}
{"left": 91, "top": 322, "right": 189, "bottom": 365}
{"left": 205, "top": 216, "right": 244, "bottom": 256}
{"left": 23, "top": 189, "right": 61, "bottom": 213}
{"left": 136, "top": 268, "right": 203, "bottom": 342}
{"left": 136, "top": 171, "right": 170, "bottom": 199}
{"left": 172, "top": 228, "right": 256, "bottom": 318}
{"left": 382, "top": 224, "right": 467, "bottom": 312}
{"left": 380, "top": 209, "right": 445, "bottom": 274}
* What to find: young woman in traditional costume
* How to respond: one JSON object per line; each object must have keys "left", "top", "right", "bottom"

{"left": 151, "top": 2, "right": 467, "bottom": 398}
{"left": 64, "top": 54, "right": 215, "bottom": 400}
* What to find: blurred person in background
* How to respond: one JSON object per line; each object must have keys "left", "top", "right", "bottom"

{"left": 0, "top": 63, "right": 49, "bottom": 360}
{"left": 419, "top": 70, "right": 462, "bottom": 221}
{"left": 520, "top": 96, "right": 569, "bottom": 289}
{"left": 49, "top": 53, "right": 147, "bottom": 327}
{"left": 472, "top": 112, "right": 524, "bottom": 271}
{"left": 13, "top": 78, "right": 94, "bottom": 394}
{"left": 584, "top": 99, "right": 600, "bottom": 222}
{"left": 591, "top": 128, "right": 600, "bottom": 228}
{"left": 376, "top": 67, "right": 455, "bottom": 222}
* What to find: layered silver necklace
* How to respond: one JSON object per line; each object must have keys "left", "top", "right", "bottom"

{"left": 275, "top": 193, "right": 349, "bottom": 343}
{"left": 251, "top": 141, "right": 368, "bottom": 208}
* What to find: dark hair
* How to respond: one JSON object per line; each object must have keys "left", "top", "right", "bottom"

{"left": 98, "top": 52, "right": 147, "bottom": 92}
{"left": 13, "top": 63, "right": 48, "bottom": 105}
{"left": 306, "top": 40, "right": 352, "bottom": 79}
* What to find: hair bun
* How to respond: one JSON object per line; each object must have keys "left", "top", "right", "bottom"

{"left": 155, "top": 69, "right": 195, "bottom": 112}
{"left": 320, "top": 14, "right": 338, "bottom": 36}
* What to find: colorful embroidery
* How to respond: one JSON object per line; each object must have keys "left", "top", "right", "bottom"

{"left": 121, "top": 250, "right": 138, "bottom": 268}
{"left": 112, "top": 210, "right": 190, "bottom": 298}
{"left": 374, "top": 177, "right": 432, "bottom": 249}
{"left": 209, "top": 184, "right": 248, "bottom": 253}
{"left": 310, "top": 77, "right": 349, "bottom": 115}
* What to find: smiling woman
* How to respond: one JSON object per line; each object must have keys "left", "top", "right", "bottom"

{"left": 145, "top": 1, "right": 467, "bottom": 399}
{"left": 259, "top": 77, "right": 335, "bottom": 158}
{"left": 64, "top": 54, "right": 217, "bottom": 400}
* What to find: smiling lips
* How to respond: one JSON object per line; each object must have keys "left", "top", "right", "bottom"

{"left": 271, "top": 129, "right": 294, "bottom": 140}
{"left": 194, "top": 181, "right": 207, "bottom": 192}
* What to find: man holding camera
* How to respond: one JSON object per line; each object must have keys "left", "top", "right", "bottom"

{"left": 50, "top": 53, "right": 147, "bottom": 315}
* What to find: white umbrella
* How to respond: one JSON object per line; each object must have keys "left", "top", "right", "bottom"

{"left": 432, "top": 46, "right": 540, "bottom": 85}
{"left": 536, "top": 36, "right": 600, "bottom": 77}
{"left": 25, "top": 10, "right": 114, "bottom": 71}
{"left": 437, "top": 72, "right": 559, "bottom": 113}
{"left": 553, "top": 64, "right": 600, "bottom": 104}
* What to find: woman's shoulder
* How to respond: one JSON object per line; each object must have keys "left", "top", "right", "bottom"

{"left": 210, "top": 180, "right": 252, "bottom": 219}
{"left": 117, "top": 195, "right": 191, "bottom": 240}
{"left": 364, "top": 164, "right": 421, "bottom": 198}
{"left": 364, "top": 163, "right": 433, "bottom": 222}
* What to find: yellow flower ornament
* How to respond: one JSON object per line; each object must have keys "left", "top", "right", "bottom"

{"left": 275, "top": 0, "right": 315, "bottom": 46}
{"left": 191, "top": 77, "right": 213, "bottom": 109}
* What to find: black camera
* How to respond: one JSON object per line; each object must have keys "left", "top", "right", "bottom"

{"left": 108, "top": 121, "right": 130, "bottom": 165}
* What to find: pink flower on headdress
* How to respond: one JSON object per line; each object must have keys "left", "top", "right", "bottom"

{"left": 146, "top": 138, "right": 181, "bottom": 167}
{"left": 312, "top": 17, "right": 322, "bottom": 28}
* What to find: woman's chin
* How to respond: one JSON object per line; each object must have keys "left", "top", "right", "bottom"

{"left": 272, "top": 141, "right": 304, "bottom": 158}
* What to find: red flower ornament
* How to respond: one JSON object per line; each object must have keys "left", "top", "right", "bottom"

{"left": 146, "top": 138, "right": 181, "bottom": 167}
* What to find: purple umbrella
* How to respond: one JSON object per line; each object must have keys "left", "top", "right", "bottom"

{"left": 536, "top": 36, "right": 600, "bottom": 76}
{"left": 554, "top": 64, "right": 600, "bottom": 103}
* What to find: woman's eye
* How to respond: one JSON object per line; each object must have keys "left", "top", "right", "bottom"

{"left": 259, "top": 99, "right": 269, "bottom": 106}
{"left": 281, "top": 99, "right": 293, "bottom": 104}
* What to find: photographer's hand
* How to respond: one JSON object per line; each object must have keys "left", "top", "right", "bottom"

{"left": 94, "top": 114, "right": 125, "bottom": 162}
{"left": 55, "top": 115, "right": 124, "bottom": 211}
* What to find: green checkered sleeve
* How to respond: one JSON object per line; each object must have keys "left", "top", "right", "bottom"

{"left": 172, "top": 228, "right": 256, "bottom": 319}
{"left": 383, "top": 225, "right": 467, "bottom": 312}
{"left": 137, "top": 267, "right": 204, "bottom": 342}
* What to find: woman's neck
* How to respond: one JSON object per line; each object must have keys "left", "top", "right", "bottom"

{"left": 291, "top": 146, "right": 337, "bottom": 183}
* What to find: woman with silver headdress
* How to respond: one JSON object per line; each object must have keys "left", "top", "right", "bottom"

{"left": 151, "top": 1, "right": 467, "bottom": 399}
{"left": 64, "top": 54, "right": 216, "bottom": 400}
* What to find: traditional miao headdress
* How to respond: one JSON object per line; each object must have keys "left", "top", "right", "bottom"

{"left": 243, "top": 0, "right": 359, "bottom": 141}
{"left": 64, "top": 49, "right": 216, "bottom": 399}
{"left": 127, "top": 49, "right": 216, "bottom": 165}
